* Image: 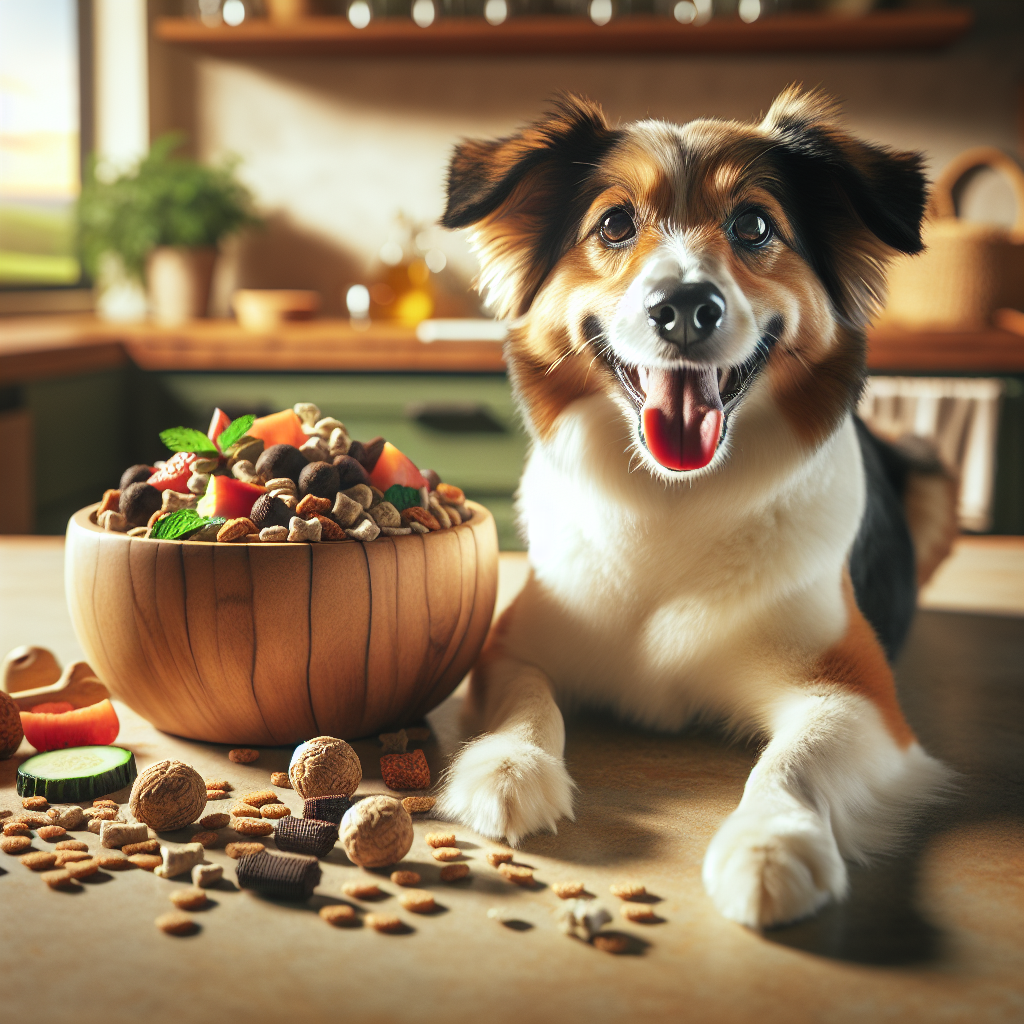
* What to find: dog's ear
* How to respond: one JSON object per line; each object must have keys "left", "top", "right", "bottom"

{"left": 442, "top": 95, "right": 619, "bottom": 319}
{"left": 761, "top": 86, "right": 928, "bottom": 326}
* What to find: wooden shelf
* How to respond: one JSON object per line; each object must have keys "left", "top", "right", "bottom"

{"left": 154, "top": 9, "right": 973, "bottom": 58}
{"left": 866, "top": 326, "right": 1024, "bottom": 374}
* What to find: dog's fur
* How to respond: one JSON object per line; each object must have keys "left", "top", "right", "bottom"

{"left": 436, "top": 88, "right": 955, "bottom": 929}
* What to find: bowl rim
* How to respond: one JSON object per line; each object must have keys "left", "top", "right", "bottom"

{"left": 70, "top": 499, "right": 490, "bottom": 547}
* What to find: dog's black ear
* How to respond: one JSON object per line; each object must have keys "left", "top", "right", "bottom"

{"left": 442, "top": 95, "right": 619, "bottom": 319}
{"left": 761, "top": 87, "right": 928, "bottom": 326}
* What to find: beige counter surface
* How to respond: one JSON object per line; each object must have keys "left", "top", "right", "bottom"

{"left": 1, "top": 539, "right": 1022, "bottom": 1024}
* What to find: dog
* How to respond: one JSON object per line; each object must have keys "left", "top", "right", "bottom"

{"left": 435, "top": 87, "right": 957, "bottom": 929}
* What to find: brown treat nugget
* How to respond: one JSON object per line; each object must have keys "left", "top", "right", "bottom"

{"left": 320, "top": 904, "right": 360, "bottom": 927}
{"left": 85, "top": 807, "right": 119, "bottom": 822}
{"left": 13, "top": 811, "right": 50, "bottom": 826}
{"left": 439, "top": 863, "right": 470, "bottom": 882}
{"left": 200, "top": 813, "right": 231, "bottom": 830}
{"left": 3, "top": 821, "right": 31, "bottom": 837}
{"left": 241, "top": 790, "right": 278, "bottom": 808}
{"left": 21, "top": 850, "right": 58, "bottom": 870}
{"left": 191, "top": 831, "right": 219, "bottom": 849}
{"left": 390, "top": 870, "right": 421, "bottom": 887}
{"left": 0, "top": 809, "right": 10, "bottom": 819}
{"left": 620, "top": 904, "right": 657, "bottom": 923}
{"left": 435, "top": 482, "right": 465, "bottom": 505}
{"left": 217, "top": 517, "right": 256, "bottom": 543}
{"left": 486, "top": 851, "right": 514, "bottom": 866}
{"left": 402, "top": 796, "right": 435, "bottom": 814}
{"left": 42, "top": 869, "right": 78, "bottom": 890}
{"left": 54, "top": 850, "right": 93, "bottom": 865}
{"left": 314, "top": 514, "right": 346, "bottom": 541}
{"left": 97, "top": 855, "right": 134, "bottom": 870}
{"left": 380, "top": 749, "right": 430, "bottom": 791}
{"left": 342, "top": 881, "right": 382, "bottom": 900}
{"left": 498, "top": 863, "right": 533, "bottom": 886}
{"left": 431, "top": 847, "right": 463, "bottom": 862}
{"left": 65, "top": 857, "right": 100, "bottom": 879}
{"left": 206, "top": 789, "right": 229, "bottom": 800}
{"left": 592, "top": 934, "right": 629, "bottom": 954}
{"left": 260, "top": 803, "right": 290, "bottom": 819}
{"left": 404, "top": 726, "right": 431, "bottom": 742}
{"left": 229, "top": 748, "right": 259, "bottom": 764}
{"left": 122, "top": 839, "right": 160, "bottom": 856}
{"left": 398, "top": 889, "right": 435, "bottom": 913}
{"left": 365, "top": 913, "right": 404, "bottom": 934}
{"left": 155, "top": 912, "right": 198, "bottom": 936}
{"left": 400, "top": 506, "right": 440, "bottom": 532}
{"left": 170, "top": 888, "right": 208, "bottom": 911}
{"left": 270, "top": 772, "right": 291, "bottom": 789}
{"left": 204, "top": 779, "right": 232, "bottom": 792}
{"left": 37, "top": 825, "right": 66, "bottom": 841}
{"left": 233, "top": 818, "right": 273, "bottom": 837}
{"left": 425, "top": 831, "right": 456, "bottom": 848}
{"left": 296, "top": 494, "right": 331, "bottom": 518}
{"left": 609, "top": 881, "right": 646, "bottom": 899}
{"left": 552, "top": 881, "right": 586, "bottom": 899}
{"left": 129, "top": 854, "right": 163, "bottom": 871}
{"left": 55, "top": 839, "right": 89, "bottom": 852}
{"left": 22, "top": 796, "right": 49, "bottom": 810}
{"left": 93, "top": 798, "right": 120, "bottom": 808}
{"left": 2, "top": 836, "right": 31, "bottom": 854}
{"left": 231, "top": 803, "right": 262, "bottom": 818}
{"left": 226, "top": 841, "right": 265, "bottom": 859}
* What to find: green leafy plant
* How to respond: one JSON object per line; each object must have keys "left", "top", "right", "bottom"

{"left": 150, "top": 509, "right": 225, "bottom": 541}
{"left": 77, "top": 133, "right": 260, "bottom": 282}
{"left": 159, "top": 413, "right": 255, "bottom": 454}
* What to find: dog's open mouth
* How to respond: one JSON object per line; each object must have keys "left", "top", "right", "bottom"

{"left": 611, "top": 321, "right": 780, "bottom": 473}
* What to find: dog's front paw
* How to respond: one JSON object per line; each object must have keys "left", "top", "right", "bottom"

{"left": 702, "top": 808, "right": 848, "bottom": 929}
{"left": 436, "top": 732, "right": 575, "bottom": 846}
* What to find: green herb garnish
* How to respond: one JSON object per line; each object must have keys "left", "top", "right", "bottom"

{"left": 216, "top": 414, "right": 255, "bottom": 452}
{"left": 151, "top": 509, "right": 206, "bottom": 540}
{"left": 383, "top": 484, "right": 420, "bottom": 511}
{"left": 159, "top": 427, "right": 218, "bottom": 454}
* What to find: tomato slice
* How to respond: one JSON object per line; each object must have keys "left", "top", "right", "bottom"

{"left": 20, "top": 699, "right": 120, "bottom": 752}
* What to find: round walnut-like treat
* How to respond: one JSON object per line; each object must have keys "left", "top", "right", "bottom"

{"left": 249, "top": 493, "right": 291, "bottom": 531}
{"left": 255, "top": 444, "right": 307, "bottom": 485}
{"left": 289, "top": 736, "right": 362, "bottom": 799}
{"left": 1, "top": 689, "right": 23, "bottom": 759}
{"left": 129, "top": 759, "right": 207, "bottom": 832}
{"left": 339, "top": 795, "right": 412, "bottom": 869}
{"left": 119, "top": 482, "right": 162, "bottom": 527}
{"left": 298, "top": 461, "right": 340, "bottom": 500}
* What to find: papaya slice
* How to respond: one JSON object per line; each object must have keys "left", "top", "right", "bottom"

{"left": 196, "top": 476, "right": 266, "bottom": 521}
{"left": 20, "top": 699, "right": 120, "bottom": 752}
{"left": 369, "top": 441, "right": 428, "bottom": 492}
{"left": 249, "top": 409, "right": 307, "bottom": 449}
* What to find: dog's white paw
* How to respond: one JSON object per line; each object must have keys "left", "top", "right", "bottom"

{"left": 702, "top": 807, "right": 848, "bottom": 928}
{"left": 436, "top": 732, "right": 575, "bottom": 846}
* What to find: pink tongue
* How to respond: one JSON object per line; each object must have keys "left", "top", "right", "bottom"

{"left": 640, "top": 366, "right": 723, "bottom": 472}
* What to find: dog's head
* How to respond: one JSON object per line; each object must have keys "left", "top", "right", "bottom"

{"left": 443, "top": 88, "right": 927, "bottom": 478}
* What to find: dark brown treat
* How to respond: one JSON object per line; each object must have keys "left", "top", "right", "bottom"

{"left": 274, "top": 816, "right": 339, "bottom": 858}
{"left": 119, "top": 464, "right": 153, "bottom": 490}
{"left": 421, "top": 469, "right": 442, "bottom": 491}
{"left": 249, "top": 493, "right": 291, "bottom": 530}
{"left": 314, "top": 514, "right": 346, "bottom": 541}
{"left": 332, "top": 455, "right": 369, "bottom": 490}
{"left": 380, "top": 749, "right": 431, "bottom": 791}
{"left": 120, "top": 482, "right": 163, "bottom": 527}
{"left": 235, "top": 850, "right": 321, "bottom": 901}
{"left": 350, "top": 436, "right": 386, "bottom": 473}
{"left": 298, "top": 461, "right": 340, "bottom": 500}
{"left": 122, "top": 839, "right": 160, "bottom": 857}
{"left": 255, "top": 444, "right": 307, "bottom": 484}
{"left": 302, "top": 795, "right": 351, "bottom": 825}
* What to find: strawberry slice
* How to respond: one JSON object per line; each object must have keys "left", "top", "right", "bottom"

{"left": 147, "top": 451, "right": 200, "bottom": 492}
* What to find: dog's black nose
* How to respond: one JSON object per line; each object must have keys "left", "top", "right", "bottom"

{"left": 646, "top": 283, "right": 726, "bottom": 350}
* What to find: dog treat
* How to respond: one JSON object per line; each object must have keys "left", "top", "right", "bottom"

{"left": 320, "top": 904, "right": 359, "bottom": 927}
{"left": 233, "top": 818, "right": 274, "bottom": 837}
{"left": 260, "top": 802, "right": 290, "bottom": 819}
{"left": 340, "top": 796, "right": 413, "bottom": 868}
{"left": 84, "top": 806, "right": 120, "bottom": 822}
{"left": 55, "top": 839, "right": 89, "bottom": 852}
{"left": 65, "top": 857, "right": 100, "bottom": 879}
{"left": 390, "top": 870, "right": 421, "bottom": 887}
{"left": 0, "top": 809, "right": 11, "bottom": 819}
{"left": 229, "top": 748, "right": 259, "bottom": 764}
{"left": 559, "top": 900, "right": 612, "bottom": 941}
{"left": 97, "top": 854, "right": 132, "bottom": 870}
{"left": 22, "top": 795, "right": 48, "bottom": 810}
{"left": 552, "top": 881, "right": 586, "bottom": 899}
{"left": 401, "top": 796, "right": 435, "bottom": 814}
{"left": 365, "top": 913, "right": 404, "bottom": 934}
{"left": 204, "top": 779, "right": 232, "bottom": 792}
{"left": 46, "top": 805, "right": 84, "bottom": 830}
{"left": 42, "top": 868, "right": 78, "bottom": 890}
{"left": 231, "top": 803, "right": 262, "bottom": 818}
{"left": 498, "top": 863, "right": 534, "bottom": 886}
{"left": 122, "top": 839, "right": 160, "bottom": 856}
{"left": 439, "top": 863, "right": 470, "bottom": 882}
{"left": 2, "top": 836, "right": 32, "bottom": 854}
{"left": 609, "top": 881, "right": 646, "bottom": 899}
{"left": 398, "top": 890, "right": 435, "bottom": 913}
{"left": 302, "top": 795, "right": 351, "bottom": 824}
{"left": 241, "top": 790, "right": 278, "bottom": 808}
{"left": 93, "top": 798, "right": 120, "bottom": 808}
{"left": 206, "top": 789, "right": 229, "bottom": 800}
{"left": 275, "top": 816, "right": 339, "bottom": 858}
{"left": 431, "top": 847, "right": 463, "bottom": 862}
{"left": 192, "top": 831, "right": 219, "bottom": 848}
{"left": 129, "top": 853, "right": 163, "bottom": 871}
{"left": 36, "top": 825, "right": 66, "bottom": 841}
{"left": 380, "top": 749, "right": 430, "bottom": 791}
{"left": 192, "top": 863, "right": 224, "bottom": 888}
{"left": 289, "top": 736, "right": 362, "bottom": 799}
{"left": 11, "top": 810, "right": 50, "bottom": 826}
{"left": 270, "top": 772, "right": 291, "bottom": 789}
{"left": 425, "top": 831, "right": 456, "bottom": 849}
{"left": 154, "top": 842, "right": 205, "bottom": 879}
{"left": 170, "top": 888, "right": 208, "bottom": 910}
{"left": 620, "top": 904, "right": 657, "bottom": 923}
{"left": 592, "top": 934, "right": 629, "bottom": 954}
{"left": 100, "top": 821, "right": 149, "bottom": 849}
{"left": 4, "top": 821, "right": 31, "bottom": 837}
{"left": 486, "top": 851, "right": 514, "bottom": 866}
{"left": 129, "top": 760, "right": 207, "bottom": 832}
{"left": 21, "top": 850, "right": 58, "bottom": 871}
{"left": 200, "top": 812, "right": 231, "bottom": 830}
{"left": 342, "top": 880, "right": 383, "bottom": 899}
{"left": 54, "top": 850, "right": 93, "bottom": 865}
{"left": 379, "top": 730, "right": 408, "bottom": 755}
{"left": 155, "top": 912, "right": 198, "bottom": 936}
{"left": 236, "top": 850, "right": 321, "bottom": 901}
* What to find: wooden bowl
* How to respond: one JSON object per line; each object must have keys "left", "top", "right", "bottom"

{"left": 65, "top": 503, "right": 498, "bottom": 745}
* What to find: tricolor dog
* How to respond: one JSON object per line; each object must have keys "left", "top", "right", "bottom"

{"left": 436, "top": 88, "right": 956, "bottom": 928}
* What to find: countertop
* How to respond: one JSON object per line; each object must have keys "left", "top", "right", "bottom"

{"left": 1, "top": 537, "right": 1022, "bottom": 1024}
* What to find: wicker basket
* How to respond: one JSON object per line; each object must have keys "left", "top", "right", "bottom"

{"left": 883, "top": 147, "right": 1024, "bottom": 331}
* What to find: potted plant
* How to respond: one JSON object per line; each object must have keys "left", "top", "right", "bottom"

{"left": 77, "top": 134, "right": 259, "bottom": 325}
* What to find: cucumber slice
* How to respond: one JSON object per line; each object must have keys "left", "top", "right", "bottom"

{"left": 17, "top": 746, "right": 138, "bottom": 802}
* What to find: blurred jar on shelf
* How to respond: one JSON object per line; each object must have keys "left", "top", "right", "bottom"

{"left": 189, "top": 0, "right": 265, "bottom": 26}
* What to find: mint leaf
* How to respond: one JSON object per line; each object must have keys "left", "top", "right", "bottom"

{"left": 383, "top": 484, "right": 420, "bottom": 511}
{"left": 151, "top": 509, "right": 206, "bottom": 540}
{"left": 160, "top": 426, "right": 217, "bottom": 454}
{"left": 216, "top": 414, "right": 255, "bottom": 452}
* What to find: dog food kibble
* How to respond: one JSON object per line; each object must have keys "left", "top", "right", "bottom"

{"left": 620, "top": 904, "right": 657, "bottom": 923}
{"left": 231, "top": 803, "right": 262, "bottom": 818}
{"left": 366, "top": 913, "right": 404, "bottom": 934}
{"left": 206, "top": 789, "right": 229, "bottom": 800}
{"left": 154, "top": 842, "right": 205, "bottom": 879}
{"left": 439, "top": 863, "right": 471, "bottom": 882}
{"left": 93, "top": 798, "right": 120, "bottom": 808}
{"left": 233, "top": 818, "right": 274, "bottom": 837}
{"left": 200, "top": 813, "right": 231, "bottom": 830}
{"left": 241, "top": 790, "right": 278, "bottom": 807}
{"left": 54, "top": 850, "right": 93, "bottom": 865}
{"left": 236, "top": 850, "right": 322, "bottom": 901}
{"left": 47, "top": 805, "right": 84, "bottom": 830}
{"left": 260, "top": 803, "right": 290, "bottom": 819}
{"left": 609, "top": 881, "right": 646, "bottom": 899}
{"left": 97, "top": 855, "right": 133, "bottom": 870}
{"left": 2, "top": 836, "right": 32, "bottom": 854}
{"left": 379, "top": 730, "right": 408, "bottom": 754}
{"left": 559, "top": 900, "right": 612, "bottom": 941}
{"left": 36, "top": 825, "right": 66, "bottom": 841}
{"left": 55, "top": 839, "right": 89, "bottom": 852}
{"left": 399, "top": 890, "right": 436, "bottom": 913}
{"left": 156, "top": 912, "right": 198, "bottom": 936}
{"left": 100, "top": 821, "right": 149, "bottom": 849}
{"left": 0, "top": 809, "right": 10, "bottom": 820}
{"left": 13, "top": 811, "right": 50, "bottom": 826}
{"left": 552, "top": 881, "right": 586, "bottom": 899}
{"left": 65, "top": 857, "right": 100, "bottom": 879}
{"left": 289, "top": 736, "right": 362, "bottom": 799}
{"left": 320, "top": 904, "right": 359, "bottom": 927}
{"left": 42, "top": 868, "right": 78, "bottom": 890}
{"left": 270, "top": 772, "right": 290, "bottom": 789}
{"left": 170, "top": 888, "right": 208, "bottom": 911}
{"left": 129, "top": 759, "right": 207, "bottom": 832}
{"left": 593, "top": 934, "right": 629, "bottom": 954}
{"left": 390, "top": 870, "right": 421, "bottom": 887}
{"left": 342, "top": 880, "right": 383, "bottom": 899}
{"left": 274, "top": 816, "right": 339, "bottom": 858}
{"left": 425, "top": 832, "right": 456, "bottom": 849}
{"left": 486, "top": 851, "right": 514, "bottom": 866}
{"left": 3, "top": 821, "right": 30, "bottom": 837}
{"left": 129, "top": 853, "right": 163, "bottom": 871}
{"left": 21, "top": 850, "right": 58, "bottom": 871}
{"left": 204, "top": 779, "right": 232, "bottom": 792}
{"left": 402, "top": 796, "right": 435, "bottom": 814}
{"left": 192, "top": 831, "right": 219, "bottom": 848}
{"left": 340, "top": 796, "right": 413, "bottom": 868}
{"left": 122, "top": 839, "right": 160, "bottom": 857}
{"left": 431, "top": 847, "right": 463, "bottom": 862}
{"left": 380, "top": 749, "right": 431, "bottom": 791}
{"left": 192, "top": 863, "right": 223, "bottom": 888}
{"left": 498, "top": 864, "right": 533, "bottom": 886}
{"left": 226, "top": 842, "right": 265, "bottom": 859}
{"left": 229, "top": 748, "right": 259, "bottom": 764}
{"left": 302, "top": 795, "right": 351, "bottom": 824}
{"left": 22, "top": 796, "right": 49, "bottom": 810}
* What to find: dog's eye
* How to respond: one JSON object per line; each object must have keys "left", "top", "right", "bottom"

{"left": 599, "top": 208, "right": 636, "bottom": 246}
{"left": 732, "top": 211, "right": 772, "bottom": 247}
